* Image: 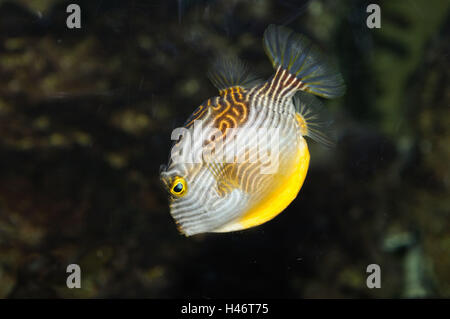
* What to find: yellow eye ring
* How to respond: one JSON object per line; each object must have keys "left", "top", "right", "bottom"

{"left": 170, "top": 177, "right": 187, "bottom": 197}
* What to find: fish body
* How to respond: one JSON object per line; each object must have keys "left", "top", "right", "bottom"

{"left": 160, "top": 25, "right": 345, "bottom": 236}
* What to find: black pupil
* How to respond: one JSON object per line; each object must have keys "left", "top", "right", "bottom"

{"left": 173, "top": 183, "right": 183, "bottom": 193}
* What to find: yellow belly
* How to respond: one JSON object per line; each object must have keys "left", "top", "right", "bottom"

{"left": 214, "top": 138, "right": 310, "bottom": 232}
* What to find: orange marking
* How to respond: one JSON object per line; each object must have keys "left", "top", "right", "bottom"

{"left": 212, "top": 101, "right": 222, "bottom": 111}
{"left": 225, "top": 114, "right": 237, "bottom": 128}
{"left": 185, "top": 105, "right": 208, "bottom": 128}
{"left": 215, "top": 99, "right": 231, "bottom": 121}
{"left": 193, "top": 105, "right": 203, "bottom": 115}
{"left": 218, "top": 119, "right": 230, "bottom": 133}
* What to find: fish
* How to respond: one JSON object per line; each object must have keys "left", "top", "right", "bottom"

{"left": 160, "top": 24, "right": 345, "bottom": 236}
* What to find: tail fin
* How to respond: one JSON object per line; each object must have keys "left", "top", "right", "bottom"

{"left": 263, "top": 24, "right": 345, "bottom": 99}
{"left": 293, "top": 91, "right": 336, "bottom": 147}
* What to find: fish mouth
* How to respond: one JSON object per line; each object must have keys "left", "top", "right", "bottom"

{"left": 159, "top": 164, "right": 168, "bottom": 176}
{"left": 159, "top": 168, "right": 171, "bottom": 192}
{"left": 169, "top": 189, "right": 246, "bottom": 236}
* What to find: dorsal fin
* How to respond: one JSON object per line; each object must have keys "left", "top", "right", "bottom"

{"left": 262, "top": 24, "right": 346, "bottom": 100}
{"left": 207, "top": 56, "right": 261, "bottom": 96}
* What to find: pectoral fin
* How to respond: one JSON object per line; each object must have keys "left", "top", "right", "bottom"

{"left": 205, "top": 160, "right": 239, "bottom": 197}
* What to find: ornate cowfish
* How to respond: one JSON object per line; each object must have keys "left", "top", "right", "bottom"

{"left": 160, "top": 25, "right": 345, "bottom": 236}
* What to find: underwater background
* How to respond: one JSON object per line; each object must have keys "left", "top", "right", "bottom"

{"left": 0, "top": 0, "right": 448, "bottom": 298}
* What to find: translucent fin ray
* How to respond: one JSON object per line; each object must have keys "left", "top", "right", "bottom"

{"left": 205, "top": 160, "right": 239, "bottom": 196}
{"left": 293, "top": 91, "right": 336, "bottom": 147}
{"left": 207, "top": 56, "right": 261, "bottom": 94}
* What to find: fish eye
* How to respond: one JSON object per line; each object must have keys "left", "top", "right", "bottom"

{"left": 173, "top": 183, "right": 183, "bottom": 193}
{"left": 170, "top": 177, "right": 187, "bottom": 197}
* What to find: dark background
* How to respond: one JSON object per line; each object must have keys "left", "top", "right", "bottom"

{"left": 0, "top": 0, "right": 448, "bottom": 298}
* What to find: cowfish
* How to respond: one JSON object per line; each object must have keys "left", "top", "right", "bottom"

{"left": 160, "top": 25, "right": 345, "bottom": 236}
